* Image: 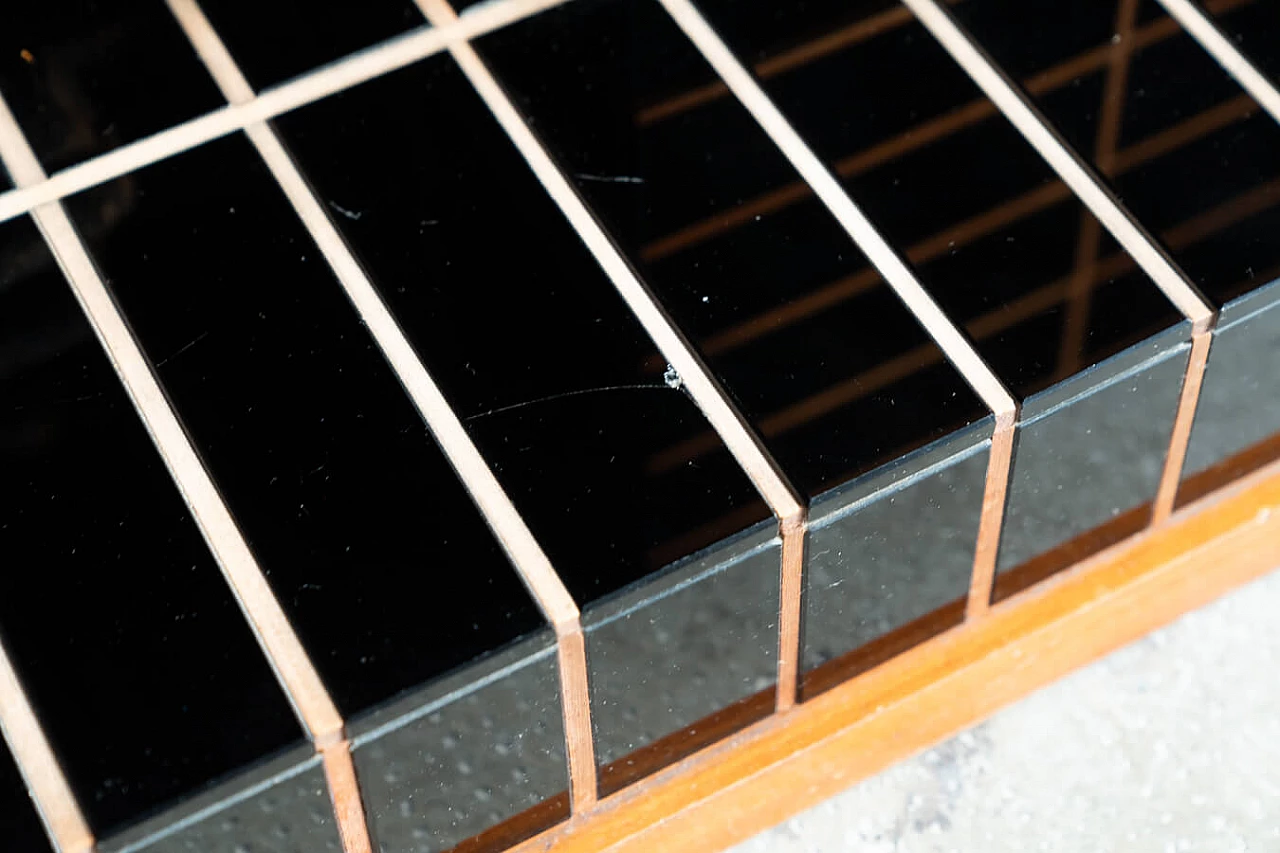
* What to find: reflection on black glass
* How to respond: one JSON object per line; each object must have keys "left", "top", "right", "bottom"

{"left": 952, "top": 0, "right": 1280, "bottom": 309}
{"left": 476, "top": 0, "right": 986, "bottom": 501}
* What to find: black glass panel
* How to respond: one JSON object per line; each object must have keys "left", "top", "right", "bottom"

{"left": 0, "top": 0, "right": 224, "bottom": 173}
{"left": 0, "top": 216, "right": 301, "bottom": 836}
{"left": 694, "top": 0, "right": 1184, "bottom": 400}
{"left": 473, "top": 0, "right": 986, "bottom": 502}
{"left": 1201, "top": 0, "right": 1280, "bottom": 90}
{"left": 0, "top": 740, "right": 51, "bottom": 853}
{"left": 201, "top": 0, "right": 425, "bottom": 91}
{"left": 952, "top": 0, "right": 1280, "bottom": 309}
{"left": 273, "top": 54, "right": 769, "bottom": 607}
{"left": 63, "top": 135, "right": 546, "bottom": 720}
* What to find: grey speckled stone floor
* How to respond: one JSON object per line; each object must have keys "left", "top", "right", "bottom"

{"left": 729, "top": 566, "right": 1280, "bottom": 853}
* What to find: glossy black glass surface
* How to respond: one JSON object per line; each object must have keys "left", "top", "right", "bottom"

{"left": 63, "top": 135, "right": 546, "bottom": 719}
{"left": 201, "top": 0, "right": 425, "bottom": 91}
{"left": 274, "top": 54, "right": 769, "bottom": 606}
{"left": 952, "top": 0, "right": 1280, "bottom": 309}
{"left": 695, "top": 0, "right": 1184, "bottom": 398}
{"left": 1201, "top": 0, "right": 1280, "bottom": 92}
{"left": 1, "top": 740, "right": 51, "bottom": 853}
{"left": 473, "top": 0, "right": 986, "bottom": 501}
{"left": 0, "top": 0, "right": 224, "bottom": 174}
{"left": 0, "top": 216, "right": 301, "bottom": 836}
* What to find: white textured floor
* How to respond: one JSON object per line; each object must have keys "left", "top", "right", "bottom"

{"left": 729, "top": 567, "right": 1280, "bottom": 853}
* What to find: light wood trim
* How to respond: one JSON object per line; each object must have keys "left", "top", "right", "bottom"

{"left": 320, "top": 744, "right": 374, "bottom": 853}
{"left": 775, "top": 513, "right": 808, "bottom": 712}
{"left": 1154, "top": 330, "right": 1214, "bottom": 523}
{"left": 504, "top": 458, "right": 1280, "bottom": 853}
{"left": 556, "top": 625, "right": 599, "bottom": 811}
{"left": 967, "top": 410, "right": 1016, "bottom": 618}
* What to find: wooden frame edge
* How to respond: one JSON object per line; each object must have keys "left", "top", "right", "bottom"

{"left": 506, "top": 458, "right": 1280, "bottom": 853}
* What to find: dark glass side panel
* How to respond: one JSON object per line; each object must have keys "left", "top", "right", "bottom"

{"left": 99, "top": 751, "right": 341, "bottom": 853}
{"left": 474, "top": 0, "right": 986, "bottom": 502}
{"left": 952, "top": 0, "right": 1280, "bottom": 309}
{"left": 1181, "top": 297, "right": 1280, "bottom": 504}
{"left": 694, "top": 0, "right": 1183, "bottom": 400}
{"left": 585, "top": 528, "right": 780, "bottom": 793}
{"left": 352, "top": 634, "right": 568, "bottom": 853}
{"left": 201, "top": 0, "right": 425, "bottom": 91}
{"left": 0, "top": 216, "right": 302, "bottom": 836}
{"left": 0, "top": 0, "right": 224, "bottom": 173}
{"left": 801, "top": 435, "right": 989, "bottom": 697}
{"left": 273, "top": 54, "right": 769, "bottom": 609}
{"left": 63, "top": 135, "right": 546, "bottom": 720}
{"left": 996, "top": 340, "right": 1190, "bottom": 593}
{"left": 0, "top": 741, "right": 52, "bottom": 853}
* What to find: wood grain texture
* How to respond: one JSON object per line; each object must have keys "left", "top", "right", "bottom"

{"left": 503, "top": 459, "right": 1280, "bottom": 853}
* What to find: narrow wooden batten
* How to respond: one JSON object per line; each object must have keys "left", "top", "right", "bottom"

{"left": 1155, "top": 329, "right": 1216, "bottom": 523}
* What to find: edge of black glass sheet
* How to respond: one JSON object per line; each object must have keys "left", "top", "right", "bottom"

{"left": 996, "top": 322, "right": 1192, "bottom": 592}
{"left": 800, "top": 416, "right": 992, "bottom": 698}
{"left": 97, "top": 747, "right": 339, "bottom": 853}
{"left": 348, "top": 629, "right": 568, "bottom": 853}
{"left": 1180, "top": 276, "right": 1280, "bottom": 506}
